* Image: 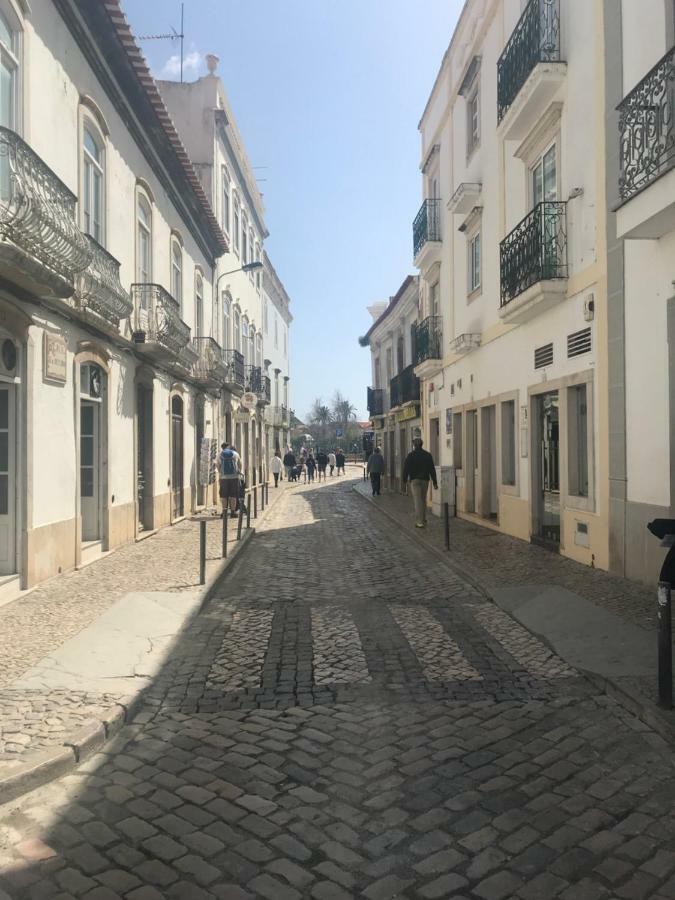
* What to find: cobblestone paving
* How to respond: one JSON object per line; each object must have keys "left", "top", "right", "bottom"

{"left": 2, "top": 477, "right": 675, "bottom": 899}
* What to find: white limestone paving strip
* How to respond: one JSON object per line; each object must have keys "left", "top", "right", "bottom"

{"left": 311, "top": 606, "right": 371, "bottom": 685}
{"left": 206, "top": 609, "right": 275, "bottom": 692}
{"left": 471, "top": 603, "right": 577, "bottom": 677}
{"left": 390, "top": 605, "right": 482, "bottom": 681}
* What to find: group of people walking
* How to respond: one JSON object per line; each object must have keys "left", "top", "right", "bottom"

{"left": 366, "top": 437, "right": 438, "bottom": 527}
{"left": 273, "top": 447, "right": 347, "bottom": 485}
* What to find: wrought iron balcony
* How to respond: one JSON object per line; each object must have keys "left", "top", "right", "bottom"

{"left": 413, "top": 316, "right": 443, "bottom": 366}
{"left": 262, "top": 375, "right": 271, "bottom": 404}
{"left": 500, "top": 201, "right": 567, "bottom": 307}
{"left": 191, "top": 336, "right": 227, "bottom": 387}
{"left": 390, "top": 365, "right": 420, "bottom": 409}
{"left": 246, "top": 364, "right": 263, "bottom": 395}
{"left": 131, "top": 283, "right": 191, "bottom": 357}
{"left": 0, "top": 126, "right": 91, "bottom": 296}
{"left": 76, "top": 235, "right": 132, "bottom": 327}
{"left": 497, "top": 0, "right": 561, "bottom": 123}
{"left": 222, "top": 349, "right": 245, "bottom": 391}
{"left": 412, "top": 198, "right": 441, "bottom": 258}
{"left": 618, "top": 45, "right": 675, "bottom": 204}
{"left": 367, "top": 387, "right": 385, "bottom": 417}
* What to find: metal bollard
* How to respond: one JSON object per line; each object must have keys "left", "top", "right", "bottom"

{"left": 246, "top": 493, "right": 251, "bottom": 529}
{"left": 237, "top": 503, "right": 244, "bottom": 540}
{"left": 199, "top": 520, "right": 206, "bottom": 585}
{"left": 253, "top": 486, "right": 258, "bottom": 519}
{"left": 444, "top": 502, "right": 450, "bottom": 551}
{"left": 222, "top": 509, "right": 228, "bottom": 558}
{"left": 658, "top": 581, "right": 673, "bottom": 709}
{"left": 261, "top": 482, "right": 266, "bottom": 511}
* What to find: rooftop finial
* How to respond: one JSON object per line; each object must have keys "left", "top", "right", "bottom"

{"left": 206, "top": 53, "right": 219, "bottom": 74}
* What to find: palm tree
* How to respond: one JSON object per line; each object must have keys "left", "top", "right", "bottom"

{"left": 331, "top": 392, "right": 357, "bottom": 447}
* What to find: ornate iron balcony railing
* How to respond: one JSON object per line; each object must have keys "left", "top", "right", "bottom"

{"left": 618, "top": 45, "right": 675, "bottom": 203}
{"left": 131, "top": 283, "right": 191, "bottom": 356}
{"left": 0, "top": 126, "right": 91, "bottom": 285}
{"left": 414, "top": 316, "right": 443, "bottom": 365}
{"left": 412, "top": 198, "right": 441, "bottom": 257}
{"left": 191, "top": 336, "right": 226, "bottom": 384}
{"left": 77, "top": 235, "right": 132, "bottom": 326}
{"left": 221, "top": 349, "right": 245, "bottom": 388}
{"left": 246, "top": 364, "right": 263, "bottom": 395}
{"left": 497, "top": 0, "right": 561, "bottom": 122}
{"left": 500, "top": 201, "right": 567, "bottom": 306}
{"left": 367, "top": 387, "right": 385, "bottom": 416}
{"left": 390, "top": 364, "right": 421, "bottom": 408}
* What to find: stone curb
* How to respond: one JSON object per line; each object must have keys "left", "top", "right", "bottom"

{"left": 353, "top": 484, "right": 675, "bottom": 747}
{"left": 0, "top": 510, "right": 268, "bottom": 806}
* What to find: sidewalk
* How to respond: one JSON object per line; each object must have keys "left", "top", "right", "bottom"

{"left": 354, "top": 479, "right": 674, "bottom": 738}
{"left": 0, "top": 482, "right": 286, "bottom": 801}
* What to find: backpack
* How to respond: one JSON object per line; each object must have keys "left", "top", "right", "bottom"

{"left": 220, "top": 449, "right": 237, "bottom": 477}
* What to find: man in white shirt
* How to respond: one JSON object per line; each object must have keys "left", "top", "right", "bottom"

{"left": 328, "top": 451, "right": 336, "bottom": 476}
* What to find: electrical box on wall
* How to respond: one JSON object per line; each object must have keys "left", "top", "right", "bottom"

{"left": 583, "top": 293, "right": 595, "bottom": 322}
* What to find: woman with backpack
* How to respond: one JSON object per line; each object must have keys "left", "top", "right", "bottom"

{"left": 218, "top": 442, "right": 242, "bottom": 518}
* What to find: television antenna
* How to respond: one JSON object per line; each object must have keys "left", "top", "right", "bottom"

{"left": 137, "top": 3, "right": 185, "bottom": 82}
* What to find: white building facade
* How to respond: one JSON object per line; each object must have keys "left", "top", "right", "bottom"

{"left": 608, "top": 1, "right": 675, "bottom": 583}
{"left": 262, "top": 252, "right": 292, "bottom": 455}
{"left": 413, "top": 0, "right": 610, "bottom": 569}
{"left": 0, "top": 0, "right": 229, "bottom": 600}
{"left": 159, "top": 61, "right": 270, "bottom": 487}
{"left": 363, "top": 276, "right": 421, "bottom": 491}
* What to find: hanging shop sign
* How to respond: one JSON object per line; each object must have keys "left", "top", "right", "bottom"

{"left": 43, "top": 332, "right": 67, "bottom": 383}
{"left": 240, "top": 391, "right": 257, "bottom": 410}
{"left": 395, "top": 405, "right": 420, "bottom": 423}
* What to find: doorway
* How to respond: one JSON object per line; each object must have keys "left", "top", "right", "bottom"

{"left": 534, "top": 391, "right": 560, "bottom": 545}
{"left": 480, "top": 405, "right": 498, "bottom": 520}
{"left": 399, "top": 426, "right": 407, "bottom": 492}
{"left": 137, "top": 384, "right": 153, "bottom": 531}
{"left": 171, "top": 395, "right": 184, "bottom": 519}
{"left": 465, "top": 410, "right": 478, "bottom": 513}
{"left": 80, "top": 363, "right": 104, "bottom": 544}
{"left": 0, "top": 384, "right": 16, "bottom": 575}
{"left": 196, "top": 400, "right": 205, "bottom": 507}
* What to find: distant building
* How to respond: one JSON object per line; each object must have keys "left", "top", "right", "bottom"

{"left": 262, "top": 252, "right": 293, "bottom": 454}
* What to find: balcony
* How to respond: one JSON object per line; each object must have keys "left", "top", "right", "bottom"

{"left": 390, "top": 365, "right": 420, "bottom": 409}
{"left": 413, "top": 315, "right": 443, "bottom": 379}
{"left": 0, "top": 126, "right": 91, "bottom": 298}
{"left": 412, "top": 198, "right": 442, "bottom": 268}
{"left": 367, "top": 387, "right": 385, "bottom": 417}
{"left": 75, "top": 235, "right": 132, "bottom": 331}
{"left": 262, "top": 374, "right": 272, "bottom": 404}
{"left": 191, "top": 336, "right": 228, "bottom": 390}
{"left": 499, "top": 201, "right": 568, "bottom": 324}
{"left": 497, "top": 0, "right": 565, "bottom": 141}
{"left": 616, "top": 46, "right": 675, "bottom": 239}
{"left": 131, "top": 283, "right": 191, "bottom": 361}
{"left": 222, "top": 349, "right": 245, "bottom": 393}
{"left": 267, "top": 406, "right": 289, "bottom": 427}
{"left": 245, "top": 364, "right": 263, "bottom": 396}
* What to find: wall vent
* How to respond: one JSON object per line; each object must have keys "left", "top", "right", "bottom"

{"left": 568, "top": 327, "right": 592, "bottom": 358}
{"left": 534, "top": 343, "right": 553, "bottom": 369}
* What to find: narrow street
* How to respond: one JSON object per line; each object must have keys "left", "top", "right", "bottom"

{"left": 1, "top": 475, "right": 675, "bottom": 900}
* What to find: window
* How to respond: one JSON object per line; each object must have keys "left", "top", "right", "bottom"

{"left": 233, "top": 308, "right": 241, "bottom": 353}
{"left": 568, "top": 384, "right": 589, "bottom": 497}
{"left": 469, "top": 232, "right": 481, "bottom": 293}
{"left": 263, "top": 299, "right": 268, "bottom": 334}
{"left": 453, "top": 412, "right": 463, "bottom": 468}
{"left": 385, "top": 347, "right": 393, "bottom": 382}
{"left": 242, "top": 318, "right": 249, "bottom": 365}
{"left": 256, "top": 332, "right": 263, "bottom": 368}
{"left": 232, "top": 193, "right": 240, "bottom": 255}
{"left": 221, "top": 165, "right": 230, "bottom": 234}
{"left": 241, "top": 213, "right": 248, "bottom": 264}
{"left": 430, "top": 281, "right": 439, "bottom": 317}
{"left": 501, "top": 400, "right": 516, "bottom": 486}
{"left": 255, "top": 242, "right": 261, "bottom": 289}
{"left": 274, "top": 315, "right": 278, "bottom": 349}
{"left": 531, "top": 143, "right": 557, "bottom": 206}
{"left": 82, "top": 125, "right": 104, "bottom": 244}
{"left": 222, "top": 294, "right": 231, "bottom": 347}
{"left": 467, "top": 87, "right": 480, "bottom": 157}
{"left": 374, "top": 356, "right": 380, "bottom": 389}
{"left": 0, "top": 9, "right": 19, "bottom": 131}
{"left": 248, "top": 228, "right": 254, "bottom": 277}
{"left": 171, "top": 238, "right": 182, "bottom": 307}
{"left": 136, "top": 192, "right": 152, "bottom": 284}
{"left": 249, "top": 325, "right": 256, "bottom": 368}
{"left": 195, "top": 272, "right": 203, "bottom": 337}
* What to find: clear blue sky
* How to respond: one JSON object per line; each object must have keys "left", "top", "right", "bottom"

{"left": 121, "top": 0, "right": 463, "bottom": 421}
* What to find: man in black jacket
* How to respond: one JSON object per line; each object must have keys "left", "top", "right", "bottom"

{"left": 402, "top": 437, "right": 438, "bottom": 528}
{"left": 283, "top": 448, "right": 296, "bottom": 482}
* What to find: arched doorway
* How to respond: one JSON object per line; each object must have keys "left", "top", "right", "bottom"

{"left": 171, "top": 394, "right": 184, "bottom": 519}
{"left": 80, "top": 362, "right": 106, "bottom": 543}
{"left": 0, "top": 335, "right": 20, "bottom": 576}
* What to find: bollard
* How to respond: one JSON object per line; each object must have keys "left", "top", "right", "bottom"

{"left": 222, "top": 509, "right": 228, "bottom": 558}
{"left": 253, "top": 485, "right": 258, "bottom": 519}
{"left": 658, "top": 581, "right": 673, "bottom": 709}
{"left": 261, "top": 482, "right": 266, "bottom": 511}
{"left": 246, "top": 493, "right": 251, "bottom": 529}
{"left": 237, "top": 503, "right": 244, "bottom": 540}
{"left": 199, "top": 520, "right": 206, "bottom": 585}
{"left": 444, "top": 502, "right": 450, "bottom": 551}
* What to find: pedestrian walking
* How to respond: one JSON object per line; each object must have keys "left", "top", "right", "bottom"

{"left": 336, "top": 448, "right": 346, "bottom": 476}
{"left": 402, "top": 437, "right": 438, "bottom": 528}
{"left": 366, "top": 445, "right": 385, "bottom": 496}
{"left": 316, "top": 449, "right": 328, "bottom": 482}
{"left": 283, "top": 447, "right": 296, "bottom": 482}
{"left": 328, "top": 450, "right": 336, "bottom": 476}
{"left": 306, "top": 453, "right": 317, "bottom": 483}
{"left": 218, "top": 442, "right": 242, "bottom": 518}
{"left": 270, "top": 450, "right": 283, "bottom": 488}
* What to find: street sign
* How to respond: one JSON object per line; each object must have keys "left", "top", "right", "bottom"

{"left": 335, "top": 428, "right": 343, "bottom": 437}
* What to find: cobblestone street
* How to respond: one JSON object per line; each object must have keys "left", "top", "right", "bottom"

{"left": 2, "top": 475, "right": 675, "bottom": 899}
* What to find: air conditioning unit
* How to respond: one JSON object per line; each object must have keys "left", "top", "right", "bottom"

{"left": 0, "top": 338, "right": 17, "bottom": 377}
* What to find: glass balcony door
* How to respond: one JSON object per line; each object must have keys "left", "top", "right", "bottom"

{"left": 0, "top": 383, "right": 15, "bottom": 574}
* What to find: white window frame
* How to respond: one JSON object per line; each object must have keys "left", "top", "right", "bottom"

{"left": 248, "top": 227, "right": 255, "bottom": 279}
{"left": 222, "top": 292, "right": 231, "bottom": 348}
{"left": 241, "top": 212, "right": 248, "bottom": 265}
{"left": 136, "top": 189, "right": 153, "bottom": 286}
{"left": 82, "top": 120, "right": 105, "bottom": 245}
{"left": 195, "top": 271, "right": 204, "bottom": 337}
{"left": 232, "top": 192, "right": 240, "bottom": 256}
{"left": 170, "top": 236, "right": 182, "bottom": 309}
{"left": 256, "top": 332, "right": 263, "bottom": 368}
{"left": 221, "top": 165, "right": 231, "bottom": 235}
{"left": 469, "top": 231, "right": 481, "bottom": 294}
{"left": 263, "top": 298, "right": 268, "bottom": 334}
{"left": 233, "top": 307, "right": 241, "bottom": 353}
{"left": 467, "top": 85, "right": 480, "bottom": 159}
{"left": 0, "top": 6, "right": 21, "bottom": 133}
{"left": 255, "top": 241, "right": 261, "bottom": 290}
